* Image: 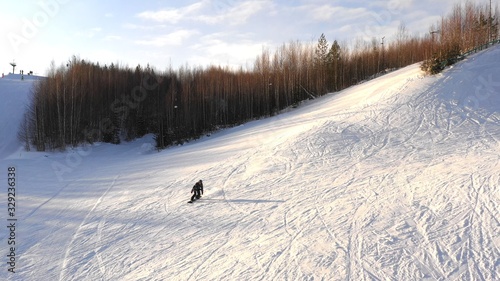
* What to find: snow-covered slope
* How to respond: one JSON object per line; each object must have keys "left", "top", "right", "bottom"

{"left": 0, "top": 47, "right": 499, "bottom": 281}
{"left": 0, "top": 74, "right": 43, "bottom": 159}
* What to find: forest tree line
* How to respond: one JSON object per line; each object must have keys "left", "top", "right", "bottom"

{"left": 19, "top": 1, "right": 499, "bottom": 151}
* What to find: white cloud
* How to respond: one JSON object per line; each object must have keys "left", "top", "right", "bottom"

{"left": 367, "top": 0, "right": 413, "bottom": 14}
{"left": 136, "top": 1, "right": 205, "bottom": 23}
{"left": 135, "top": 29, "right": 199, "bottom": 47}
{"left": 301, "top": 4, "right": 369, "bottom": 23}
{"left": 309, "top": 5, "right": 339, "bottom": 21}
{"left": 136, "top": 0, "right": 271, "bottom": 26}
{"left": 137, "top": 9, "right": 184, "bottom": 24}
{"left": 104, "top": 35, "right": 121, "bottom": 41}
{"left": 196, "top": 0, "right": 270, "bottom": 25}
{"left": 123, "top": 23, "right": 167, "bottom": 30}
{"left": 188, "top": 32, "right": 267, "bottom": 68}
{"left": 75, "top": 27, "right": 102, "bottom": 39}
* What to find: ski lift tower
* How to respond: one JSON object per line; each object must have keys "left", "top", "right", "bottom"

{"left": 10, "top": 61, "right": 17, "bottom": 74}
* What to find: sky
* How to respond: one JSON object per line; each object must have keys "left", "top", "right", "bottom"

{"left": 0, "top": 0, "right": 476, "bottom": 76}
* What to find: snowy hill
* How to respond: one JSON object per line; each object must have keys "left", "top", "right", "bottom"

{"left": 0, "top": 47, "right": 499, "bottom": 280}
{"left": 0, "top": 74, "right": 44, "bottom": 159}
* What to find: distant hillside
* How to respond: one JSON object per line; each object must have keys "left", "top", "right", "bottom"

{"left": 0, "top": 74, "right": 43, "bottom": 158}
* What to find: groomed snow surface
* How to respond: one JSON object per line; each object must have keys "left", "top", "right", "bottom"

{"left": 1, "top": 47, "right": 499, "bottom": 281}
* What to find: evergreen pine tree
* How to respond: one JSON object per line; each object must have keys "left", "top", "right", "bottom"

{"left": 315, "top": 33, "right": 329, "bottom": 66}
{"left": 327, "top": 40, "right": 341, "bottom": 91}
{"left": 315, "top": 33, "right": 329, "bottom": 93}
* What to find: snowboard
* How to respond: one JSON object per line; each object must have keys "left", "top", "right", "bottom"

{"left": 188, "top": 195, "right": 202, "bottom": 203}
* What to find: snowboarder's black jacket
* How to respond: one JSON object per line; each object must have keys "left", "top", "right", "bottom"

{"left": 191, "top": 180, "right": 203, "bottom": 195}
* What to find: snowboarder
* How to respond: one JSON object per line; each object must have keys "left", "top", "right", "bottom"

{"left": 190, "top": 180, "right": 203, "bottom": 202}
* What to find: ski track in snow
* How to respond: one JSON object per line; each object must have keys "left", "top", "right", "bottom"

{"left": 1, "top": 48, "right": 500, "bottom": 280}
{"left": 59, "top": 175, "right": 119, "bottom": 281}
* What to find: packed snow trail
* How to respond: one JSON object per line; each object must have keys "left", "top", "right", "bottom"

{"left": 0, "top": 47, "right": 499, "bottom": 280}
